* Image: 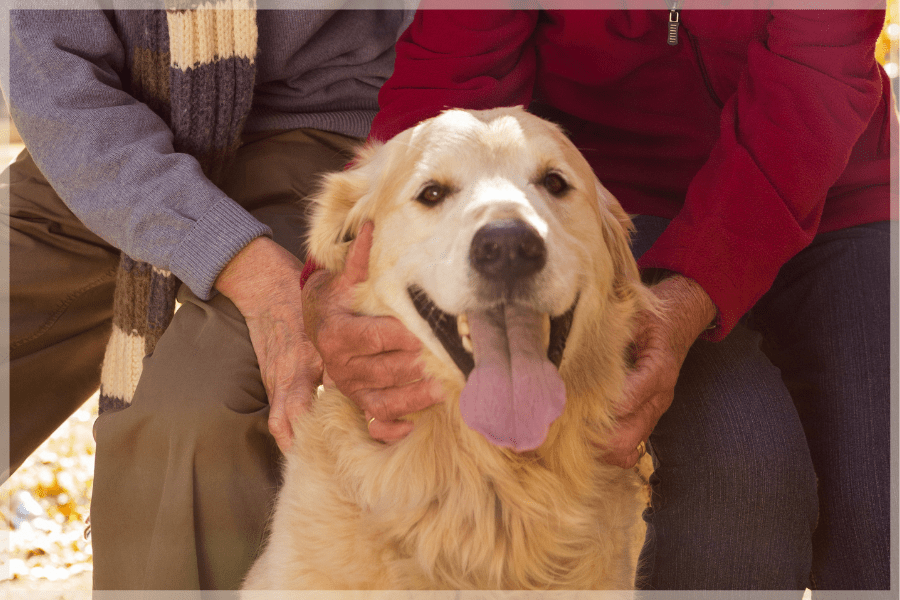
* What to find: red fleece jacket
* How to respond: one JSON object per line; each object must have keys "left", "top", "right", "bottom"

{"left": 368, "top": 9, "right": 895, "bottom": 341}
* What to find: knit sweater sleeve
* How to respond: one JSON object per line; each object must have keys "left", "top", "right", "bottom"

{"left": 5, "top": 10, "right": 271, "bottom": 300}
{"left": 637, "top": 10, "right": 886, "bottom": 340}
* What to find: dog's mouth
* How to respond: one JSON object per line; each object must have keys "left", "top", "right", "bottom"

{"left": 409, "top": 285, "right": 577, "bottom": 452}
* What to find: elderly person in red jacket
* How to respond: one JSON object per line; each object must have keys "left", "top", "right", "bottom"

{"left": 302, "top": 8, "right": 893, "bottom": 591}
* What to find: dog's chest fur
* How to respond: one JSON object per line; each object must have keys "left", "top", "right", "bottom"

{"left": 243, "top": 375, "right": 645, "bottom": 591}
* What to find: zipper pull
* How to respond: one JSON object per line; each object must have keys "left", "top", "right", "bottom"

{"left": 667, "top": 8, "right": 680, "bottom": 45}
{"left": 668, "top": 8, "right": 680, "bottom": 45}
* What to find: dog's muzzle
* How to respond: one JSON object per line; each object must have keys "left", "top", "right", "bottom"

{"left": 407, "top": 283, "right": 577, "bottom": 453}
{"left": 406, "top": 217, "right": 582, "bottom": 452}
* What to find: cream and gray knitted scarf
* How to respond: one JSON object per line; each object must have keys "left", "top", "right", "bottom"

{"left": 98, "top": 1, "right": 258, "bottom": 413}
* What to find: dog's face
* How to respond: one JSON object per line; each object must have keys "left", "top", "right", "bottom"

{"left": 308, "top": 108, "right": 642, "bottom": 452}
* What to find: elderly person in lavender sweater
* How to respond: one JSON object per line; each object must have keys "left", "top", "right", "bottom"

{"left": 3, "top": 5, "right": 427, "bottom": 590}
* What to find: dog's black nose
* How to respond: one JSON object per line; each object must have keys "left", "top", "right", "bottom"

{"left": 470, "top": 219, "right": 547, "bottom": 281}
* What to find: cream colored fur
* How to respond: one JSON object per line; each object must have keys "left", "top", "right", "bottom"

{"left": 241, "top": 108, "right": 655, "bottom": 591}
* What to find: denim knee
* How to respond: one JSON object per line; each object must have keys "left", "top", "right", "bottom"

{"left": 641, "top": 434, "right": 818, "bottom": 589}
{"left": 639, "top": 327, "right": 819, "bottom": 589}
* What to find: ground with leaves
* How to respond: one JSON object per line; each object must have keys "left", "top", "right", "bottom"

{"left": 1, "top": 397, "right": 96, "bottom": 597}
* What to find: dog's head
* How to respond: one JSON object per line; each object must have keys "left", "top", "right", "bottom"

{"left": 308, "top": 107, "right": 647, "bottom": 453}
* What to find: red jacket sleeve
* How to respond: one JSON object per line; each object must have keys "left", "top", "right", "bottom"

{"left": 638, "top": 10, "right": 886, "bottom": 340}
{"left": 370, "top": 10, "right": 539, "bottom": 142}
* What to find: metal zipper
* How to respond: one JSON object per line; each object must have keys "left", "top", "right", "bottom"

{"left": 666, "top": 0, "right": 681, "bottom": 45}
{"left": 668, "top": 7, "right": 680, "bottom": 45}
{"left": 665, "top": 2, "right": 726, "bottom": 109}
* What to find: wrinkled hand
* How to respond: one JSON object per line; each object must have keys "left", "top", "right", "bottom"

{"left": 302, "top": 222, "right": 444, "bottom": 443}
{"left": 602, "top": 275, "right": 717, "bottom": 468}
{"left": 214, "top": 237, "right": 323, "bottom": 453}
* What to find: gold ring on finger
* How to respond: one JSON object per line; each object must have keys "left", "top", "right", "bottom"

{"left": 636, "top": 440, "right": 647, "bottom": 459}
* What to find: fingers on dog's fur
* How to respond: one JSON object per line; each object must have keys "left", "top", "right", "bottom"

{"left": 356, "top": 376, "right": 442, "bottom": 423}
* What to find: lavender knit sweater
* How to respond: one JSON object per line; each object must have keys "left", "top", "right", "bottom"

{"left": 5, "top": 5, "right": 411, "bottom": 411}
{"left": 6, "top": 7, "right": 410, "bottom": 300}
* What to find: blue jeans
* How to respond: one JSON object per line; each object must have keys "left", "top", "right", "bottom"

{"left": 631, "top": 216, "right": 892, "bottom": 591}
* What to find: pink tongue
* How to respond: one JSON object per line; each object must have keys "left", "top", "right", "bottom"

{"left": 459, "top": 305, "right": 566, "bottom": 452}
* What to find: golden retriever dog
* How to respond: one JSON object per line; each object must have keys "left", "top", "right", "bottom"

{"left": 241, "top": 107, "right": 655, "bottom": 591}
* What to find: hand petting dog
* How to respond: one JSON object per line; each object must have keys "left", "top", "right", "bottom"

{"left": 604, "top": 275, "right": 717, "bottom": 469}
{"left": 302, "top": 222, "right": 445, "bottom": 443}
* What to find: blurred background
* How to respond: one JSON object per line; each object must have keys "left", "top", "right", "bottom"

{"left": 1, "top": 6, "right": 899, "bottom": 598}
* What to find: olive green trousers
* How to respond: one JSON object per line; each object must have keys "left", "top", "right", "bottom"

{"left": 3, "top": 129, "right": 358, "bottom": 590}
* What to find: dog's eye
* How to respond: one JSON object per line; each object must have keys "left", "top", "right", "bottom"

{"left": 542, "top": 172, "right": 570, "bottom": 197}
{"left": 416, "top": 183, "right": 451, "bottom": 206}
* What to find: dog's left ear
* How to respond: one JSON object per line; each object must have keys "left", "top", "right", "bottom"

{"left": 596, "top": 181, "right": 643, "bottom": 302}
{"left": 305, "top": 144, "right": 383, "bottom": 272}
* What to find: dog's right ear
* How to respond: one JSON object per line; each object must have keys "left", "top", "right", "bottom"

{"left": 305, "top": 143, "right": 384, "bottom": 272}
